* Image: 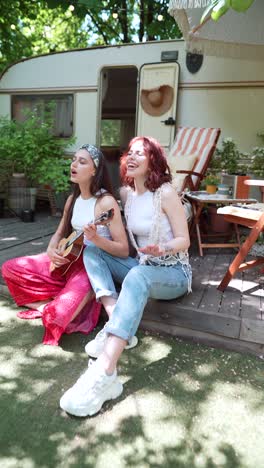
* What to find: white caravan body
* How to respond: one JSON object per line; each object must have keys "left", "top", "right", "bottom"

{"left": 0, "top": 39, "right": 263, "bottom": 191}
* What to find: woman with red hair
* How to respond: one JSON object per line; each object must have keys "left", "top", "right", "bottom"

{"left": 60, "top": 136, "right": 192, "bottom": 417}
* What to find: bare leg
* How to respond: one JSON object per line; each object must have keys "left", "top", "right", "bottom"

{"left": 25, "top": 286, "right": 95, "bottom": 320}
{"left": 97, "top": 334, "right": 127, "bottom": 375}
{"left": 100, "top": 296, "right": 117, "bottom": 318}
{"left": 24, "top": 300, "right": 51, "bottom": 312}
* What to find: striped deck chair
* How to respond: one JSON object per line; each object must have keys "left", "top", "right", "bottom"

{"left": 168, "top": 127, "right": 221, "bottom": 193}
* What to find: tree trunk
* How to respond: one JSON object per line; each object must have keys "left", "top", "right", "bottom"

{"left": 120, "top": 0, "right": 129, "bottom": 43}
{"left": 138, "top": 0, "right": 145, "bottom": 42}
{"left": 146, "top": 1, "right": 154, "bottom": 41}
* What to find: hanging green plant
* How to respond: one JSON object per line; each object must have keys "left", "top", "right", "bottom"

{"left": 201, "top": 0, "right": 255, "bottom": 23}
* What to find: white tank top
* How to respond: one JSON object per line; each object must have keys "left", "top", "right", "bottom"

{"left": 125, "top": 185, "right": 192, "bottom": 293}
{"left": 71, "top": 195, "right": 111, "bottom": 245}
{"left": 127, "top": 190, "right": 174, "bottom": 248}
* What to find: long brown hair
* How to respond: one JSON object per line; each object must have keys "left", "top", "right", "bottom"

{"left": 62, "top": 147, "right": 113, "bottom": 238}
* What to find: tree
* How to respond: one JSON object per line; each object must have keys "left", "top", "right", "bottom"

{"left": 0, "top": 0, "right": 88, "bottom": 74}
{"left": 0, "top": 0, "right": 182, "bottom": 75}
{"left": 45, "top": 0, "right": 181, "bottom": 44}
{"left": 0, "top": 0, "right": 37, "bottom": 73}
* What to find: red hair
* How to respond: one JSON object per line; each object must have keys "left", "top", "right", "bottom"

{"left": 120, "top": 136, "right": 172, "bottom": 191}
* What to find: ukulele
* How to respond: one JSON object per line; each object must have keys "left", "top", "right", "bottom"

{"left": 50, "top": 208, "right": 114, "bottom": 276}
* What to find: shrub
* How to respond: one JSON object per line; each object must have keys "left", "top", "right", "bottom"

{"left": 0, "top": 107, "right": 75, "bottom": 192}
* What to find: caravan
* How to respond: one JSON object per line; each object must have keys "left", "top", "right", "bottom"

{"left": 0, "top": 39, "right": 263, "bottom": 191}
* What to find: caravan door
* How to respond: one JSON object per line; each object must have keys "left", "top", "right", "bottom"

{"left": 136, "top": 62, "right": 180, "bottom": 152}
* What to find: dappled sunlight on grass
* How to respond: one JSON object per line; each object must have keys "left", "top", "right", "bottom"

{"left": 195, "top": 363, "right": 216, "bottom": 377}
{"left": 192, "top": 383, "right": 264, "bottom": 467}
{"left": 0, "top": 456, "right": 35, "bottom": 468}
{"left": 175, "top": 373, "right": 202, "bottom": 392}
{"left": 0, "top": 293, "right": 264, "bottom": 467}
{"left": 134, "top": 334, "right": 171, "bottom": 363}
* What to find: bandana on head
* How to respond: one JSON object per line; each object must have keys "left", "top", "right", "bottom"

{"left": 79, "top": 144, "right": 103, "bottom": 168}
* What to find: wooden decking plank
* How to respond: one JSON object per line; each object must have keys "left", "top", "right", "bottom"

{"left": 215, "top": 253, "right": 242, "bottom": 317}
{"left": 0, "top": 217, "right": 20, "bottom": 227}
{"left": 0, "top": 236, "right": 51, "bottom": 262}
{"left": 0, "top": 220, "right": 58, "bottom": 250}
{"left": 240, "top": 293, "right": 262, "bottom": 320}
{"left": 195, "top": 253, "right": 223, "bottom": 313}
{"left": 139, "top": 319, "right": 264, "bottom": 357}
{"left": 0, "top": 218, "right": 57, "bottom": 237}
{"left": 0, "top": 235, "right": 52, "bottom": 285}
{"left": 220, "top": 288, "right": 242, "bottom": 317}
{"left": 0, "top": 216, "right": 57, "bottom": 230}
{"left": 240, "top": 262, "right": 263, "bottom": 319}
{"left": 177, "top": 254, "right": 217, "bottom": 308}
{"left": 240, "top": 317, "right": 264, "bottom": 344}
{"left": 0, "top": 213, "right": 58, "bottom": 227}
{"left": 198, "top": 284, "right": 222, "bottom": 313}
{"left": 2, "top": 211, "right": 264, "bottom": 353}
{"left": 143, "top": 300, "right": 240, "bottom": 339}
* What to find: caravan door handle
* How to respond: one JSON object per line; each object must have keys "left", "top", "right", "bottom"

{"left": 161, "top": 117, "right": 176, "bottom": 126}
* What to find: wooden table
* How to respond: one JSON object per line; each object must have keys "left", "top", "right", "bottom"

{"left": 186, "top": 191, "right": 257, "bottom": 256}
{"left": 244, "top": 179, "right": 264, "bottom": 202}
{"left": 217, "top": 205, "right": 264, "bottom": 291}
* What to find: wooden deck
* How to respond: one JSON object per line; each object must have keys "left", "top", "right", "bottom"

{"left": 1, "top": 211, "right": 263, "bottom": 357}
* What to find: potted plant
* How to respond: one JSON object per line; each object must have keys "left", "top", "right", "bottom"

{"left": 202, "top": 173, "right": 233, "bottom": 234}
{"left": 0, "top": 108, "right": 74, "bottom": 216}
{"left": 251, "top": 132, "right": 264, "bottom": 201}
{"left": 203, "top": 173, "right": 220, "bottom": 194}
{"left": 209, "top": 137, "right": 250, "bottom": 198}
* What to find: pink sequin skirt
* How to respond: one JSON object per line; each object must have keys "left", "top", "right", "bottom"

{"left": 1, "top": 253, "right": 101, "bottom": 346}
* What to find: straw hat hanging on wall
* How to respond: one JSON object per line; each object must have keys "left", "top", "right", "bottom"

{"left": 140, "top": 85, "right": 174, "bottom": 116}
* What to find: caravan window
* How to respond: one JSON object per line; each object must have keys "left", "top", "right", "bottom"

{"left": 12, "top": 94, "right": 73, "bottom": 138}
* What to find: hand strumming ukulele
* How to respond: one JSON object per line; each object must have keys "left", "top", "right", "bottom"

{"left": 50, "top": 208, "right": 114, "bottom": 276}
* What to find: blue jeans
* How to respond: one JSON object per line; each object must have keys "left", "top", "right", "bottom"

{"left": 83, "top": 243, "right": 191, "bottom": 341}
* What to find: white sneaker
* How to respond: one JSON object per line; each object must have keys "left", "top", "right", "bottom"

{"left": 59, "top": 360, "right": 123, "bottom": 417}
{"left": 85, "top": 324, "right": 138, "bottom": 358}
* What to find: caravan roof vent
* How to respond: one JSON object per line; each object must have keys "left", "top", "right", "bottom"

{"left": 161, "top": 50, "right": 178, "bottom": 62}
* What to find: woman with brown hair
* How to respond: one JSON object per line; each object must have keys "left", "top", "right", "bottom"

{"left": 1, "top": 144, "right": 129, "bottom": 346}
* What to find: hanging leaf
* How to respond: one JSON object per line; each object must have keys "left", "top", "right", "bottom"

{"left": 211, "top": 0, "right": 231, "bottom": 21}
{"left": 230, "top": 0, "right": 255, "bottom": 13}
{"left": 200, "top": 0, "right": 219, "bottom": 24}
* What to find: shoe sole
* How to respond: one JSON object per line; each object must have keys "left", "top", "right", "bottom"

{"left": 85, "top": 335, "right": 138, "bottom": 358}
{"left": 125, "top": 335, "right": 138, "bottom": 350}
{"left": 60, "top": 380, "right": 123, "bottom": 417}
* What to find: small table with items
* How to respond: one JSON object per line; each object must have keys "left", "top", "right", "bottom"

{"left": 185, "top": 191, "right": 257, "bottom": 256}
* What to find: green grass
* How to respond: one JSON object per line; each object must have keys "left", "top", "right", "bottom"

{"left": 0, "top": 295, "right": 263, "bottom": 468}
